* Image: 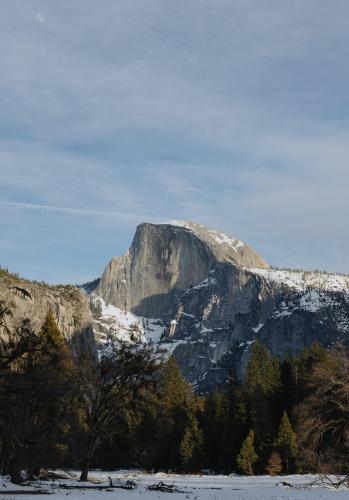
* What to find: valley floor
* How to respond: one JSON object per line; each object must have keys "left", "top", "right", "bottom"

{"left": 1, "top": 470, "right": 349, "bottom": 500}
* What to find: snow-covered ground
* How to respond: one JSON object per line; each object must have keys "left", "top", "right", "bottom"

{"left": 1, "top": 470, "right": 348, "bottom": 499}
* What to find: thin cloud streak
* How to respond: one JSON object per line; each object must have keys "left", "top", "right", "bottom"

{"left": 0, "top": 201, "right": 151, "bottom": 223}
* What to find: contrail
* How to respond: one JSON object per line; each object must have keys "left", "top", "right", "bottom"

{"left": 0, "top": 201, "right": 148, "bottom": 222}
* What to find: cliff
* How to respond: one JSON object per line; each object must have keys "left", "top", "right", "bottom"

{"left": 91, "top": 221, "right": 349, "bottom": 391}
{"left": 0, "top": 269, "right": 96, "bottom": 356}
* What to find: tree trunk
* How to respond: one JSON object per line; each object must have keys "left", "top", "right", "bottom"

{"left": 10, "top": 455, "right": 22, "bottom": 484}
{"left": 27, "top": 463, "right": 40, "bottom": 480}
{"left": 80, "top": 434, "right": 100, "bottom": 482}
{"left": 80, "top": 460, "right": 90, "bottom": 482}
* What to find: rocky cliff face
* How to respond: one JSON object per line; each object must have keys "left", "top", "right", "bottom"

{"left": 91, "top": 221, "right": 349, "bottom": 391}
{"left": 97, "top": 221, "right": 268, "bottom": 318}
{"left": 0, "top": 269, "right": 96, "bottom": 356}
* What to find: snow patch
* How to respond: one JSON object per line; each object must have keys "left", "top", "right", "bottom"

{"left": 272, "top": 291, "right": 345, "bottom": 319}
{"left": 91, "top": 295, "right": 165, "bottom": 346}
{"left": 192, "top": 277, "right": 217, "bottom": 290}
{"left": 252, "top": 323, "right": 264, "bottom": 333}
{"left": 159, "top": 220, "right": 246, "bottom": 254}
{"left": 208, "top": 229, "right": 244, "bottom": 252}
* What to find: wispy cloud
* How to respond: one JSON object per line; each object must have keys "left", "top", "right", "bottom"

{"left": 0, "top": 201, "right": 145, "bottom": 222}
{"left": 0, "top": 1, "right": 348, "bottom": 281}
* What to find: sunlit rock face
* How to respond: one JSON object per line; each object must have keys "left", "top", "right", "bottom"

{"left": 97, "top": 221, "right": 268, "bottom": 318}
{"left": 0, "top": 273, "right": 96, "bottom": 357}
{"left": 87, "top": 221, "right": 349, "bottom": 391}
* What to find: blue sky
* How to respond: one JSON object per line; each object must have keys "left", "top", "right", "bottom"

{"left": 1, "top": 0, "right": 348, "bottom": 283}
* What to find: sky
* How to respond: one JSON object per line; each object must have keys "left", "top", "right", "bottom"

{"left": 0, "top": 0, "right": 348, "bottom": 283}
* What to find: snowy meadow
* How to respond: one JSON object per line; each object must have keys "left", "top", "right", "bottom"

{"left": 1, "top": 471, "right": 349, "bottom": 500}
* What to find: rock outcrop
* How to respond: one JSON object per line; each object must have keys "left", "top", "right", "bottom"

{"left": 0, "top": 269, "right": 96, "bottom": 356}
{"left": 91, "top": 221, "right": 349, "bottom": 391}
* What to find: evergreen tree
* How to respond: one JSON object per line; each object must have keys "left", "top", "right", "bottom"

{"left": 245, "top": 342, "right": 281, "bottom": 395}
{"left": 236, "top": 430, "right": 258, "bottom": 475}
{"left": 179, "top": 415, "right": 203, "bottom": 470}
{"left": 201, "top": 392, "right": 228, "bottom": 471}
{"left": 184, "top": 375, "right": 249, "bottom": 474}
{"left": 296, "top": 342, "right": 329, "bottom": 403}
{"left": 89, "top": 298, "right": 102, "bottom": 319}
{"left": 244, "top": 342, "right": 281, "bottom": 461}
{"left": 275, "top": 411, "right": 298, "bottom": 472}
{"left": 280, "top": 354, "right": 298, "bottom": 415}
{"left": 265, "top": 451, "right": 283, "bottom": 476}
{"left": 155, "top": 357, "right": 203, "bottom": 471}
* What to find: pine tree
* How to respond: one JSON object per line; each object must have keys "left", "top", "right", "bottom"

{"left": 280, "top": 354, "right": 298, "bottom": 414}
{"left": 275, "top": 411, "right": 298, "bottom": 472}
{"left": 160, "top": 357, "right": 193, "bottom": 407}
{"left": 156, "top": 357, "right": 203, "bottom": 471}
{"left": 245, "top": 342, "right": 281, "bottom": 395}
{"left": 179, "top": 417, "right": 203, "bottom": 470}
{"left": 201, "top": 392, "right": 226, "bottom": 470}
{"left": 244, "top": 342, "right": 281, "bottom": 455}
{"left": 265, "top": 451, "right": 283, "bottom": 475}
{"left": 296, "top": 342, "right": 329, "bottom": 403}
{"left": 236, "top": 430, "right": 258, "bottom": 475}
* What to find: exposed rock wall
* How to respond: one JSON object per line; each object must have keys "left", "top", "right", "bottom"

{"left": 97, "top": 221, "right": 268, "bottom": 318}
{"left": 0, "top": 271, "right": 96, "bottom": 356}
{"left": 92, "top": 221, "right": 349, "bottom": 391}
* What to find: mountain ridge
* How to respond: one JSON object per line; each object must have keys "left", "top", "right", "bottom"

{"left": 87, "top": 221, "right": 349, "bottom": 391}
{"left": 1, "top": 220, "right": 348, "bottom": 392}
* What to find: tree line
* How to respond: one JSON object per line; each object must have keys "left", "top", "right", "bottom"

{"left": 0, "top": 301, "right": 348, "bottom": 483}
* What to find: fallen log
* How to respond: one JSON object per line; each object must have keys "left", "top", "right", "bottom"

{"left": 108, "top": 477, "right": 137, "bottom": 490}
{"left": 147, "top": 481, "right": 186, "bottom": 493}
{"left": 58, "top": 479, "right": 137, "bottom": 491}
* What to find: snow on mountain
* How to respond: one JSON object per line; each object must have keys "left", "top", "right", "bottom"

{"left": 249, "top": 267, "right": 349, "bottom": 293}
{"left": 165, "top": 220, "right": 246, "bottom": 253}
{"left": 207, "top": 229, "right": 244, "bottom": 252}
{"left": 164, "top": 220, "right": 245, "bottom": 252}
{"left": 90, "top": 295, "right": 165, "bottom": 346}
{"left": 155, "top": 220, "right": 268, "bottom": 266}
{"left": 87, "top": 221, "right": 349, "bottom": 389}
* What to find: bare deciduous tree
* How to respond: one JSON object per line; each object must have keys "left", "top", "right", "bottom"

{"left": 297, "top": 348, "right": 349, "bottom": 476}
